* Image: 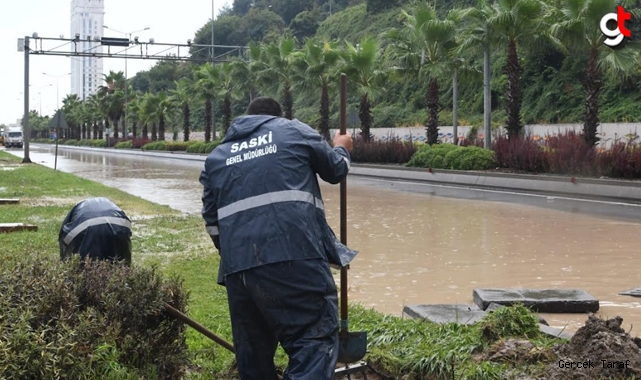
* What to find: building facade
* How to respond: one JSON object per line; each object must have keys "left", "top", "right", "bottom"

{"left": 70, "top": 0, "right": 104, "bottom": 100}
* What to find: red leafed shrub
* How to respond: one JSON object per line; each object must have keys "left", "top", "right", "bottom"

{"left": 493, "top": 135, "right": 548, "bottom": 173}
{"left": 132, "top": 138, "right": 151, "bottom": 149}
{"left": 350, "top": 137, "right": 418, "bottom": 164}
{"left": 492, "top": 131, "right": 641, "bottom": 179}
{"left": 545, "top": 131, "right": 598, "bottom": 176}
{"left": 598, "top": 142, "right": 641, "bottom": 179}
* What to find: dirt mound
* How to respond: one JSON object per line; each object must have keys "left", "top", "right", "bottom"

{"left": 545, "top": 314, "right": 641, "bottom": 379}
{"left": 478, "top": 339, "right": 555, "bottom": 364}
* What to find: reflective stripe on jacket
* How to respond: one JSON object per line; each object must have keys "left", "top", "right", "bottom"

{"left": 199, "top": 115, "right": 358, "bottom": 285}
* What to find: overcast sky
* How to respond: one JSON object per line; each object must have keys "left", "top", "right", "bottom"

{"left": 0, "top": 0, "right": 230, "bottom": 125}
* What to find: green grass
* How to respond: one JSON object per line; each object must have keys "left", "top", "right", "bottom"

{"left": 0, "top": 151, "right": 566, "bottom": 379}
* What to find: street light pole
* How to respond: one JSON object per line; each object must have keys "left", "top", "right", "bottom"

{"left": 211, "top": 0, "right": 215, "bottom": 66}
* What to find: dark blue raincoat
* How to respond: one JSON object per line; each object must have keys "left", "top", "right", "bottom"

{"left": 59, "top": 197, "right": 132, "bottom": 265}
{"left": 199, "top": 115, "right": 358, "bottom": 285}
{"left": 199, "top": 115, "right": 358, "bottom": 380}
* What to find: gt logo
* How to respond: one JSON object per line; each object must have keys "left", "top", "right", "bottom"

{"left": 600, "top": 6, "right": 632, "bottom": 48}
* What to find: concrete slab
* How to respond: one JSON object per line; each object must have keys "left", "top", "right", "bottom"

{"left": 473, "top": 288, "right": 599, "bottom": 313}
{"left": 403, "top": 303, "right": 574, "bottom": 339}
{"left": 0, "top": 223, "right": 38, "bottom": 233}
{"left": 0, "top": 199, "right": 19, "bottom": 204}
{"left": 403, "top": 304, "right": 486, "bottom": 325}
{"left": 619, "top": 287, "right": 641, "bottom": 297}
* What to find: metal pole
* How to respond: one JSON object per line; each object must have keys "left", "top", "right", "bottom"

{"left": 211, "top": 0, "right": 215, "bottom": 66}
{"left": 339, "top": 73, "right": 348, "bottom": 337}
{"left": 124, "top": 33, "right": 129, "bottom": 138}
{"left": 483, "top": 37, "right": 491, "bottom": 150}
{"left": 54, "top": 111, "right": 60, "bottom": 171}
{"left": 453, "top": 68, "right": 458, "bottom": 145}
{"left": 22, "top": 36, "right": 31, "bottom": 164}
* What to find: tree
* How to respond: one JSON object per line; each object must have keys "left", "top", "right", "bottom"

{"left": 155, "top": 92, "right": 172, "bottom": 141}
{"left": 140, "top": 94, "right": 160, "bottom": 141}
{"left": 170, "top": 78, "right": 194, "bottom": 142}
{"left": 294, "top": 38, "right": 341, "bottom": 142}
{"left": 259, "top": 36, "right": 299, "bottom": 119}
{"left": 551, "top": 0, "right": 640, "bottom": 147}
{"left": 195, "top": 64, "right": 219, "bottom": 142}
{"left": 62, "top": 94, "right": 82, "bottom": 140}
{"left": 386, "top": 2, "right": 457, "bottom": 145}
{"left": 230, "top": 43, "right": 265, "bottom": 102}
{"left": 212, "top": 63, "right": 243, "bottom": 135}
{"left": 289, "top": 8, "right": 322, "bottom": 40}
{"left": 488, "top": 0, "right": 549, "bottom": 139}
{"left": 125, "top": 92, "right": 143, "bottom": 139}
{"left": 87, "top": 94, "right": 106, "bottom": 140}
{"left": 340, "top": 37, "right": 386, "bottom": 142}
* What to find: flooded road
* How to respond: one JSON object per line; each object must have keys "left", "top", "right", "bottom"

{"left": 12, "top": 146, "right": 641, "bottom": 335}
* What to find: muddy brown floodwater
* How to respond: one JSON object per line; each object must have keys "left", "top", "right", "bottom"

{"left": 11, "top": 146, "right": 641, "bottom": 335}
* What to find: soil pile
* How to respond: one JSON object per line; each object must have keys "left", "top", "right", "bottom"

{"left": 481, "top": 339, "right": 555, "bottom": 364}
{"left": 546, "top": 314, "right": 641, "bottom": 379}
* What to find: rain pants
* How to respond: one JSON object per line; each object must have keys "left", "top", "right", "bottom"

{"left": 59, "top": 197, "right": 132, "bottom": 265}
{"left": 199, "top": 115, "right": 358, "bottom": 379}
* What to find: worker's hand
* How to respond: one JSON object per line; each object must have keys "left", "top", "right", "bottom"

{"left": 333, "top": 131, "right": 353, "bottom": 152}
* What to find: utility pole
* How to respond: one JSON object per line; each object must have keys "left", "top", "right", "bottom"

{"left": 23, "top": 36, "right": 31, "bottom": 164}
{"left": 211, "top": 0, "right": 215, "bottom": 66}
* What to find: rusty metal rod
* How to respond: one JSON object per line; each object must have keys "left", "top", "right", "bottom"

{"left": 339, "top": 73, "right": 349, "bottom": 336}
{"left": 164, "top": 303, "right": 235, "bottom": 353}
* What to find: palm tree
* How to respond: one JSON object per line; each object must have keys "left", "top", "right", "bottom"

{"left": 62, "top": 94, "right": 82, "bottom": 140}
{"left": 155, "top": 92, "right": 172, "bottom": 141}
{"left": 125, "top": 93, "right": 143, "bottom": 139}
{"left": 487, "top": 0, "right": 550, "bottom": 139}
{"left": 385, "top": 3, "right": 457, "bottom": 145}
{"left": 170, "top": 78, "right": 193, "bottom": 142}
{"left": 140, "top": 93, "right": 160, "bottom": 141}
{"left": 259, "top": 36, "right": 299, "bottom": 119}
{"left": 195, "top": 64, "right": 218, "bottom": 142}
{"left": 99, "top": 71, "right": 126, "bottom": 95}
{"left": 551, "top": 0, "right": 640, "bottom": 147}
{"left": 86, "top": 94, "right": 102, "bottom": 139}
{"left": 213, "top": 62, "right": 244, "bottom": 135}
{"left": 340, "top": 37, "right": 386, "bottom": 142}
{"left": 294, "top": 38, "right": 341, "bottom": 142}
{"left": 101, "top": 89, "right": 125, "bottom": 139}
{"left": 232, "top": 42, "right": 265, "bottom": 102}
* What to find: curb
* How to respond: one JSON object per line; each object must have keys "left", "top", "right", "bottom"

{"left": 36, "top": 144, "right": 641, "bottom": 204}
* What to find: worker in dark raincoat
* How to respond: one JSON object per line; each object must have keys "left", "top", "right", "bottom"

{"left": 59, "top": 197, "right": 132, "bottom": 265}
{"left": 199, "top": 97, "right": 357, "bottom": 380}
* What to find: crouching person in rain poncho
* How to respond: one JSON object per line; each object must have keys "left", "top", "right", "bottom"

{"left": 59, "top": 197, "right": 132, "bottom": 265}
{"left": 199, "top": 97, "right": 358, "bottom": 380}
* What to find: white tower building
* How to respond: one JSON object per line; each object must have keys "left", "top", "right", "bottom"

{"left": 70, "top": 0, "right": 105, "bottom": 100}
